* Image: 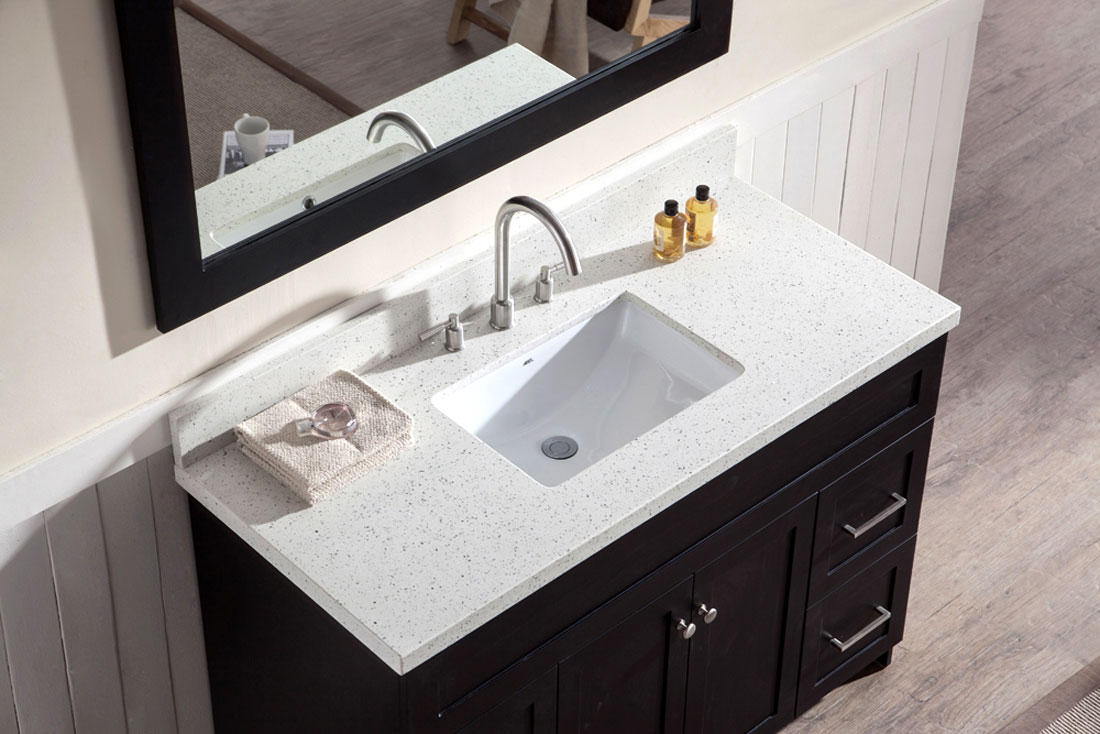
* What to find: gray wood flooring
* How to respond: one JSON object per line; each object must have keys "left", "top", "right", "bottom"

{"left": 788, "top": 1, "right": 1100, "bottom": 731}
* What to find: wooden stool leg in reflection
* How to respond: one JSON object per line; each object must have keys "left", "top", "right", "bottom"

{"left": 447, "top": 0, "right": 477, "bottom": 43}
{"left": 627, "top": 0, "right": 689, "bottom": 50}
{"left": 446, "top": 0, "right": 687, "bottom": 53}
{"left": 447, "top": 0, "right": 510, "bottom": 44}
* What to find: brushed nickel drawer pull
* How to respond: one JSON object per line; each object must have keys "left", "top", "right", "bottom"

{"left": 842, "top": 493, "right": 907, "bottom": 538}
{"left": 824, "top": 605, "right": 892, "bottom": 652}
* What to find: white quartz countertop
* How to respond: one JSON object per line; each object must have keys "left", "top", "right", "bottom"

{"left": 172, "top": 125, "right": 960, "bottom": 674}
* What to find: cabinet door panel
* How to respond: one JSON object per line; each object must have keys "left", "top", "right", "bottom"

{"left": 558, "top": 577, "right": 694, "bottom": 734}
{"left": 455, "top": 667, "right": 557, "bottom": 734}
{"left": 685, "top": 498, "right": 816, "bottom": 734}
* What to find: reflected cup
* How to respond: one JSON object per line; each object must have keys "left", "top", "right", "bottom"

{"left": 234, "top": 114, "right": 270, "bottom": 165}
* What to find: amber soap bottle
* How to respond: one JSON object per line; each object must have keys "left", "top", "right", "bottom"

{"left": 653, "top": 199, "right": 687, "bottom": 262}
{"left": 686, "top": 185, "right": 718, "bottom": 248}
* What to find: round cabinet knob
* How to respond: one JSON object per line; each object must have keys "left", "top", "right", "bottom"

{"left": 697, "top": 604, "right": 719, "bottom": 624}
{"left": 676, "top": 619, "right": 697, "bottom": 640}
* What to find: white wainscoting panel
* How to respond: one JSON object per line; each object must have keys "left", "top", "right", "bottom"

{"left": 44, "top": 489, "right": 128, "bottom": 734}
{"left": 811, "top": 88, "right": 856, "bottom": 234}
{"left": 0, "top": 516, "right": 75, "bottom": 734}
{"left": 148, "top": 449, "right": 217, "bottom": 734}
{"left": 734, "top": 138, "right": 754, "bottom": 185}
{"left": 0, "top": 618, "right": 16, "bottom": 733}
{"left": 0, "top": 449, "right": 214, "bottom": 734}
{"left": 916, "top": 22, "right": 981, "bottom": 290}
{"left": 782, "top": 105, "right": 822, "bottom": 218}
{"left": 0, "top": 1, "right": 981, "bottom": 730}
{"left": 751, "top": 123, "right": 787, "bottom": 199}
{"left": 723, "top": 0, "right": 982, "bottom": 288}
{"left": 838, "top": 70, "right": 887, "bottom": 248}
{"left": 865, "top": 54, "right": 919, "bottom": 264}
{"left": 893, "top": 38, "right": 950, "bottom": 276}
{"left": 97, "top": 460, "right": 180, "bottom": 733}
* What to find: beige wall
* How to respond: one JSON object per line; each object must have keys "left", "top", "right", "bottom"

{"left": 0, "top": 0, "right": 937, "bottom": 475}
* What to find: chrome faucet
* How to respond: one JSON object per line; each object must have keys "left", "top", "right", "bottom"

{"left": 367, "top": 111, "right": 436, "bottom": 153}
{"left": 490, "top": 196, "right": 582, "bottom": 330}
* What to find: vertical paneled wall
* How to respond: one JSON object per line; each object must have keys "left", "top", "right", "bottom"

{"left": 0, "top": 449, "right": 214, "bottom": 734}
{"left": 731, "top": 20, "right": 979, "bottom": 291}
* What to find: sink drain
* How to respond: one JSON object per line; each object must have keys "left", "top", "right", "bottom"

{"left": 541, "top": 436, "right": 578, "bottom": 460}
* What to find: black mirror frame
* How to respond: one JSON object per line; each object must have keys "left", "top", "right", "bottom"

{"left": 114, "top": 0, "right": 733, "bottom": 331}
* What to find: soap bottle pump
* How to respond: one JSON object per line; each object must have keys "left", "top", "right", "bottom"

{"left": 653, "top": 199, "right": 687, "bottom": 262}
{"left": 686, "top": 185, "right": 718, "bottom": 248}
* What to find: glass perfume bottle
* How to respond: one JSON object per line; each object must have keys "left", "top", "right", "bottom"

{"left": 653, "top": 199, "right": 687, "bottom": 262}
{"left": 686, "top": 185, "right": 717, "bottom": 248}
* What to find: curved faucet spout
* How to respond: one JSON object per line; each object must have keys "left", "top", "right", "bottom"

{"left": 367, "top": 111, "right": 437, "bottom": 153}
{"left": 491, "top": 195, "right": 582, "bottom": 330}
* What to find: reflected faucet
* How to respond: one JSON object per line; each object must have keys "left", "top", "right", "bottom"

{"left": 367, "top": 111, "right": 437, "bottom": 153}
{"left": 491, "top": 196, "right": 582, "bottom": 330}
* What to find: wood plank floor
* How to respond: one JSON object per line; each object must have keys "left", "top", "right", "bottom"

{"left": 788, "top": 1, "right": 1100, "bottom": 732}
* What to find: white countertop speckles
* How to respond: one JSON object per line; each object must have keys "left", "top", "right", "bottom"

{"left": 171, "top": 123, "right": 959, "bottom": 674}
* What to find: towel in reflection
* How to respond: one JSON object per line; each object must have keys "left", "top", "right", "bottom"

{"left": 492, "top": 0, "right": 589, "bottom": 77}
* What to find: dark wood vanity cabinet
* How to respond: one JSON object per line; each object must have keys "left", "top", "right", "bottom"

{"left": 443, "top": 495, "right": 815, "bottom": 734}
{"left": 455, "top": 668, "right": 558, "bottom": 734}
{"left": 190, "top": 336, "right": 947, "bottom": 734}
{"left": 552, "top": 498, "right": 814, "bottom": 734}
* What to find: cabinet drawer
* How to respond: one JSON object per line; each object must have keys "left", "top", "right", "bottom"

{"left": 797, "top": 538, "right": 916, "bottom": 714}
{"left": 809, "top": 421, "right": 931, "bottom": 602}
{"left": 801, "top": 337, "right": 942, "bottom": 477}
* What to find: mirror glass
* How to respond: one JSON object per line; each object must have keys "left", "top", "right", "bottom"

{"left": 174, "top": 0, "right": 693, "bottom": 260}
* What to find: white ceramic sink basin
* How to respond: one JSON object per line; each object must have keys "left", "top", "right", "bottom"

{"left": 208, "top": 142, "right": 423, "bottom": 249}
{"left": 434, "top": 296, "right": 744, "bottom": 486}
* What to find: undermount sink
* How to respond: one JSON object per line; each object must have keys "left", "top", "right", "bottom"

{"left": 433, "top": 295, "right": 744, "bottom": 486}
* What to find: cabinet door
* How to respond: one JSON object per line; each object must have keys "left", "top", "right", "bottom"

{"left": 454, "top": 668, "right": 557, "bottom": 734}
{"left": 684, "top": 498, "right": 816, "bottom": 734}
{"left": 558, "top": 576, "right": 694, "bottom": 734}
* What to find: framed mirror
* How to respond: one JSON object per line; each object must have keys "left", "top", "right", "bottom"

{"left": 113, "top": 0, "right": 732, "bottom": 331}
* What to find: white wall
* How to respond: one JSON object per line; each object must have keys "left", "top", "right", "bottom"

{"left": 0, "top": 0, "right": 941, "bottom": 476}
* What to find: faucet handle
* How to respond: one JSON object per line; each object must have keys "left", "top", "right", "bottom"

{"left": 534, "top": 263, "right": 567, "bottom": 304}
{"left": 418, "top": 313, "right": 466, "bottom": 352}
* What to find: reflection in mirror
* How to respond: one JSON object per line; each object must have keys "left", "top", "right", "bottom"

{"left": 172, "top": 0, "right": 692, "bottom": 259}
